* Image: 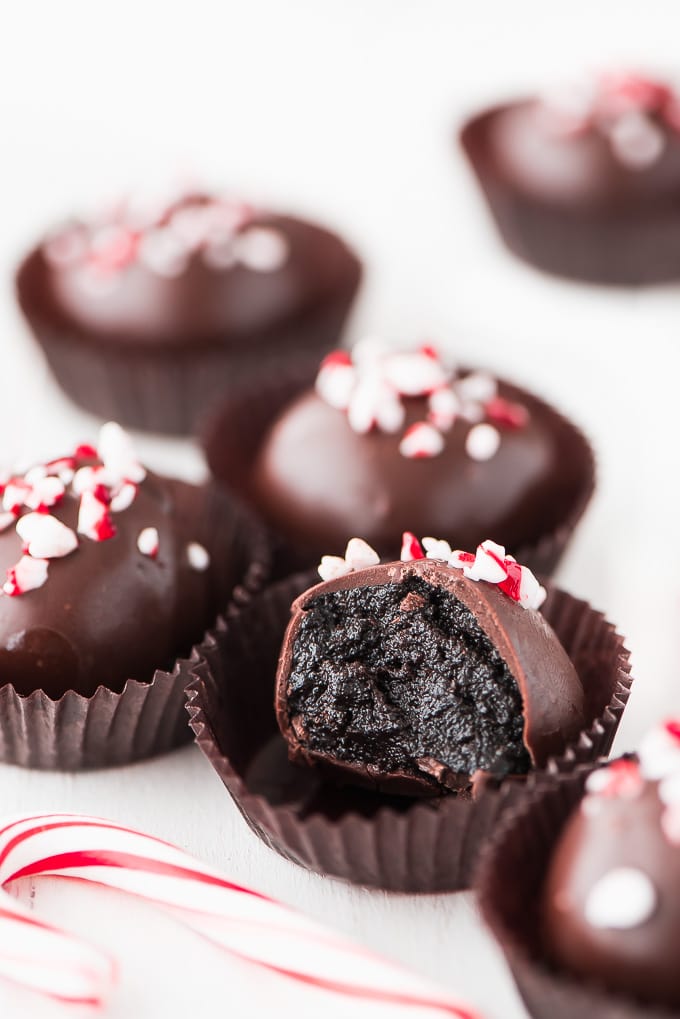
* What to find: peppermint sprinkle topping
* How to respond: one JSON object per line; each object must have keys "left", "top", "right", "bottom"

{"left": 318, "top": 538, "right": 381, "bottom": 582}
{"left": 45, "top": 193, "right": 289, "bottom": 287}
{"left": 315, "top": 341, "right": 527, "bottom": 461}
{"left": 584, "top": 868, "right": 657, "bottom": 929}
{"left": 137, "top": 527, "right": 159, "bottom": 559}
{"left": 186, "top": 542, "right": 210, "bottom": 572}
{"left": 16, "top": 513, "right": 78, "bottom": 559}
{"left": 317, "top": 534, "right": 545, "bottom": 610}
{"left": 541, "top": 72, "right": 679, "bottom": 170}
{"left": 465, "top": 423, "right": 501, "bottom": 462}
{"left": 0, "top": 423, "right": 147, "bottom": 597}
{"left": 3, "top": 556, "right": 49, "bottom": 597}
{"left": 585, "top": 720, "right": 680, "bottom": 847}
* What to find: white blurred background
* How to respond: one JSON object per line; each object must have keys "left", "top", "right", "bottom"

{"left": 1, "top": 2, "right": 680, "bottom": 1016}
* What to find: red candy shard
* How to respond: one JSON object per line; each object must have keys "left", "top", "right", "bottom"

{"left": 320, "top": 350, "right": 352, "bottom": 369}
{"left": 497, "top": 560, "right": 524, "bottom": 602}
{"left": 74, "top": 444, "right": 98, "bottom": 462}
{"left": 484, "top": 396, "right": 529, "bottom": 429}
{"left": 665, "top": 719, "right": 680, "bottom": 743}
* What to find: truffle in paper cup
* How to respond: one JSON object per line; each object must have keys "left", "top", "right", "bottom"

{"left": 0, "top": 430, "right": 270, "bottom": 770}
{"left": 16, "top": 195, "right": 362, "bottom": 436}
{"left": 476, "top": 765, "right": 680, "bottom": 1019}
{"left": 201, "top": 343, "right": 595, "bottom": 579}
{"left": 187, "top": 568, "right": 631, "bottom": 892}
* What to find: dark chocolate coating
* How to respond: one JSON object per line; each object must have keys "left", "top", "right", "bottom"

{"left": 275, "top": 559, "right": 584, "bottom": 795}
{"left": 0, "top": 474, "right": 229, "bottom": 698}
{"left": 248, "top": 380, "right": 591, "bottom": 564}
{"left": 543, "top": 779, "right": 680, "bottom": 1008}
{"left": 20, "top": 205, "right": 358, "bottom": 347}
{"left": 461, "top": 100, "right": 680, "bottom": 284}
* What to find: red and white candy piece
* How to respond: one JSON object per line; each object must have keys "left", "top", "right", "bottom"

{"left": 0, "top": 813, "right": 479, "bottom": 1017}
{"left": 98, "top": 421, "right": 146, "bottom": 486}
{"left": 315, "top": 351, "right": 356, "bottom": 410}
{"left": 638, "top": 719, "right": 680, "bottom": 780}
{"left": 382, "top": 348, "right": 449, "bottom": 396}
{"left": 400, "top": 532, "right": 425, "bottom": 562}
{"left": 448, "top": 539, "right": 546, "bottom": 610}
{"left": 77, "top": 490, "right": 116, "bottom": 543}
{"left": 137, "top": 527, "right": 159, "bottom": 558}
{"left": 3, "top": 556, "right": 49, "bottom": 597}
{"left": 318, "top": 538, "right": 380, "bottom": 581}
{"left": 399, "top": 422, "right": 445, "bottom": 459}
{"left": 16, "top": 513, "right": 78, "bottom": 560}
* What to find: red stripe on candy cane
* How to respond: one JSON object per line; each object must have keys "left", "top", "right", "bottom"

{"left": 0, "top": 814, "right": 481, "bottom": 1017}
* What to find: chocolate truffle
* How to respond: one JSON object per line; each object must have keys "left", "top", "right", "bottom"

{"left": 16, "top": 191, "right": 361, "bottom": 434}
{"left": 238, "top": 339, "right": 593, "bottom": 571}
{"left": 275, "top": 537, "right": 584, "bottom": 796}
{"left": 0, "top": 422, "right": 233, "bottom": 699}
{"left": 461, "top": 72, "right": 680, "bottom": 284}
{"left": 543, "top": 722, "right": 680, "bottom": 1008}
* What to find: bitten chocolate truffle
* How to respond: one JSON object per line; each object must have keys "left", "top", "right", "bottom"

{"left": 462, "top": 72, "right": 680, "bottom": 284}
{"left": 543, "top": 722, "right": 680, "bottom": 1008}
{"left": 275, "top": 537, "right": 584, "bottom": 796}
{"left": 236, "top": 339, "right": 593, "bottom": 572}
{"left": 16, "top": 191, "right": 361, "bottom": 434}
{"left": 0, "top": 422, "right": 233, "bottom": 699}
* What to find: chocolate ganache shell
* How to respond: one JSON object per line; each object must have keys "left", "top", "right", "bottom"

{"left": 275, "top": 559, "right": 584, "bottom": 796}
{"left": 247, "top": 380, "right": 591, "bottom": 567}
{"left": 0, "top": 471, "right": 232, "bottom": 700}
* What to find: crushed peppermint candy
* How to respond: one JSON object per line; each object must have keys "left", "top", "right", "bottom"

{"left": 584, "top": 867, "right": 657, "bottom": 930}
{"left": 43, "top": 193, "right": 289, "bottom": 287}
{"left": 137, "top": 527, "right": 159, "bottom": 559}
{"left": 318, "top": 538, "right": 381, "bottom": 582}
{"left": 315, "top": 341, "right": 527, "bottom": 461}
{"left": 186, "top": 541, "right": 210, "bottom": 572}
{"left": 316, "top": 534, "right": 545, "bottom": 610}
{"left": 540, "top": 72, "right": 680, "bottom": 170}
{"left": 3, "top": 556, "right": 49, "bottom": 596}
{"left": 0, "top": 423, "right": 149, "bottom": 597}
{"left": 583, "top": 720, "right": 680, "bottom": 847}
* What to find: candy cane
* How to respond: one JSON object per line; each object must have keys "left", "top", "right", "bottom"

{"left": 0, "top": 814, "right": 479, "bottom": 1017}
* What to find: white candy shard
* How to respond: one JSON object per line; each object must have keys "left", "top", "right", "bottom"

{"left": 16, "top": 513, "right": 78, "bottom": 559}
{"left": 110, "top": 482, "right": 137, "bottom": 513}
{"left": 465, "top": 423, "right": 501, "bottom": 462}
{"left": 186, "top": 541, "right": 210, "bottom": 571}
{"left": 382, "top": 351, "right": 449, "bottom": 396}
{"left": 422, "top": 537, "right": 453, "bottom": 561}
{"left": 608, "top": 110, "right": 666, "bottom": 169}
{"left": 318, "top": 555, "right": 353, "bottom": 582}
{"left": 233, "top": 227, "right": 289, "bottom": 272}
{"left": 344, "top": 538, "right": 380, "bottom": 572}
{"left": 98, "top": 422, "right": 146, "bottom": 484}
{"left": 584, "top": 868, "right": 657, "bottom": 929}
{"left": 428, "top": 386, "right": 459, "bottom": 430}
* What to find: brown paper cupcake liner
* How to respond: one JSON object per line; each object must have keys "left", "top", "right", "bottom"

{"left": 476, "top": 769, "right": 678, "bottom": 1019}
{"left": 186, "top": 571, "right": 631, "bottom": 892}
{"left": 201, "top": 365, "right": 595, "bottom": 580}
{"left": 0, "top": 482, "right": 271, "bottom": 771}
{"left": 16, "top": 249, "right": 360, "bottom": 436}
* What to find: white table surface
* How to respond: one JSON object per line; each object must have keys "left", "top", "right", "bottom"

{"left": 1, "top": 2, "right": 680, "bottom": 1016}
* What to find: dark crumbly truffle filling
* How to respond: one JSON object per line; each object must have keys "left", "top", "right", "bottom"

{"left": 286, "top": 576, "right": 530, "bottom": 783}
